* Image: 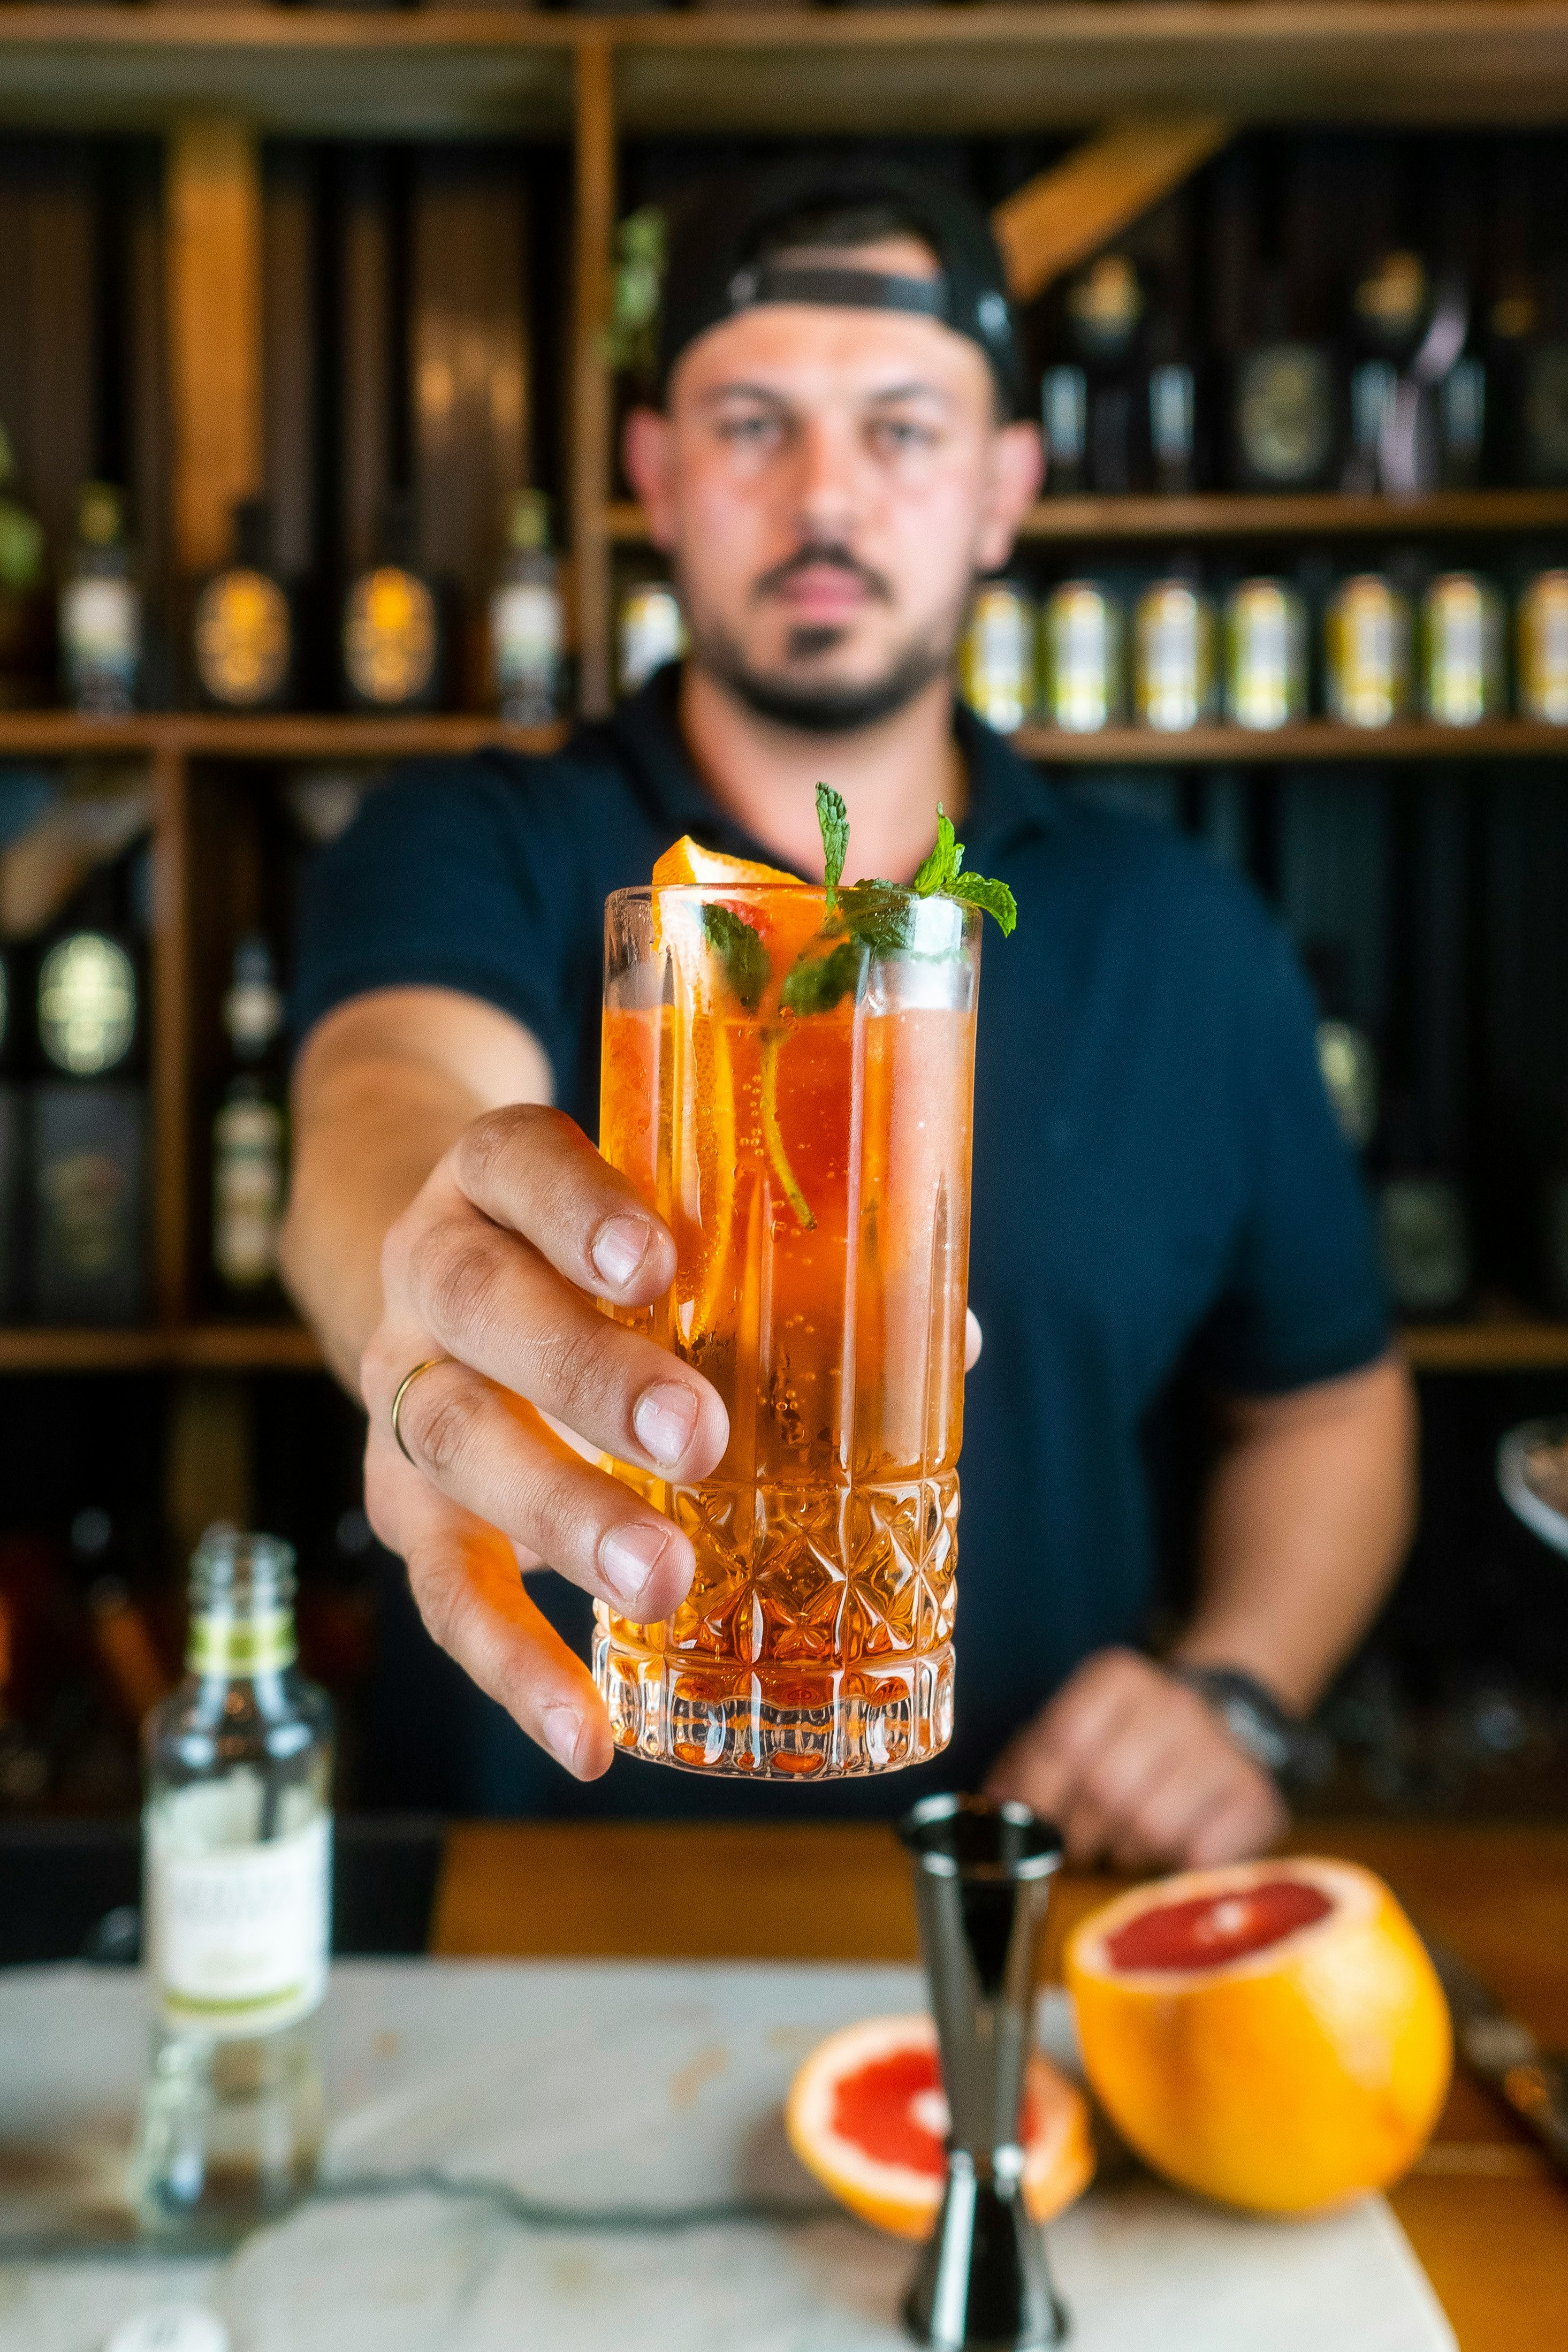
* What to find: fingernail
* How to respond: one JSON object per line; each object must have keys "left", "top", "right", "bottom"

{"left": 633, "top": 1380, "right": 698, "bottom": 1468}
{"left": 599, "top": 1519, "right": 673, "bottom": 1611}
{"left": 592, "top": 1214, "right": 651, "bottom": 1289}
{"left": 541, "top": 1703, "right": 584, "bottom": 1773}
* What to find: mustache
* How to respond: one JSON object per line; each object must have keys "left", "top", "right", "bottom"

{"left": 750, "top": 543, "right": 894, "bottom": 606}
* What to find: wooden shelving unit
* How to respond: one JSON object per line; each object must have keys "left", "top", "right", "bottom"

{"left": 1013, "top": 720, "right": 1568, "bottom": 764}
{"left": 610, "top": 489, "right": 1568, "bottom": 547}
{"left": 0, "top": 12, "right": 1565, "bottom": 1383}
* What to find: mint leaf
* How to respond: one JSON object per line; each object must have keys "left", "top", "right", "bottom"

{"left": 950, "top": 871, "right": 1017, "bottom": 937}
{"left": 816, "top": 783, "right": 849, "bottom": 916}
{"left": 781, "top": 935, "right": 867, "bottom": 1017}
{"left": 912, "top": 804, "right": 962, "bottom": 898}
{"left": 839, "top": 880, "right": 915, "bottom": 955}
{"left": 701, "top": 903, "right": 770, "bottom": 1011}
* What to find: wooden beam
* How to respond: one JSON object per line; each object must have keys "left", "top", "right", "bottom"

{"left": 571, "top": 36, "right": 614, "bottom": 719}
{"left": 165, "top": 116, "right": 263, "bottom": 577}
{"left": 992, "top": 114, "right": 1230, "bottom": 304}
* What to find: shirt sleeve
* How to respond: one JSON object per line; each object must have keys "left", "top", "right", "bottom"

{"left": 288, "top": 755, "right": 589, "bottom": 1092}
{"left": 1191, "top": 907, "right": 1392, "bottom": 1397}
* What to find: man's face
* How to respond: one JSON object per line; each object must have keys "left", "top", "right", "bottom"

{"left": 623, "top": 237, "right": 1042, "bottom": 733}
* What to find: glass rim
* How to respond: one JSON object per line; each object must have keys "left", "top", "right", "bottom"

{"left": 605, "top": 882, "right": 984, "bottom": 934}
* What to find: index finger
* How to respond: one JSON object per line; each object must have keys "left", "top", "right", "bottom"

{"left": 451, "top": 1103, "right": 676, "bottom": 1307}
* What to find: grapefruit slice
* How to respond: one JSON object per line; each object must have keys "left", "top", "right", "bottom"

{"left": 1064, "top": 1857, "right": 1452, "bottom": 2216}
{"left": 785, "top": 2014, "right": 1094, "bottom": 2241}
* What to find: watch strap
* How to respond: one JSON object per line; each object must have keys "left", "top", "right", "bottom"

{"left": 1169, "top": 1663, "right": 1329, "bottom": 1791}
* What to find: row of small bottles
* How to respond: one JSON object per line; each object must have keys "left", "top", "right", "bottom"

{"left": 18, "top": 479, "right": 565, "bottom": 720}
{"left": 1039, "top": 231, "right": 1568, "bottom": 499}
{"left": 0, "top": 888, "right": 288, "bottom": 1323}
{"left": 960, "top": 565, "right": 1568, "bottom": 735}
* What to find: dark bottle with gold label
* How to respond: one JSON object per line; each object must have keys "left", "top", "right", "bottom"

{"left": 1230, "top": 265, "right": 1342, "bottom": 493}
{"left": 341, "top": 492, "right": 446, "bottom": 714}
{"left": 193, "top": 499, "right": 295, "bottom": 713}
{"left": 1060, "top": 251, "right": 1147, "bottom": 495}
{"left": 26, "top": 855, "right": 149, "bottom": 1326}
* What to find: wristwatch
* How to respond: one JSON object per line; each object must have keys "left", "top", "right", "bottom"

{"left": 1169, "top": 1663, "right": 1331, "bottom": 1794}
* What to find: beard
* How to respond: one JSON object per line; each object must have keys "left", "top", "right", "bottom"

{"left": 680, "top": 542, "right": 963, "bottom": 736}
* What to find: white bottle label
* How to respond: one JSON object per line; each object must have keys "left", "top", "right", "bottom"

{"left": 492, "top": 582, "right": 562, "bottom": 687}
{"left": 148, "top": 1814, "right": 330, "bottom": 2037}
{"left": 214, "top": 1099, "right": 285, "bottom": 1284}
{"left": 63, "top": 577, "right": 141, "bottom": 678}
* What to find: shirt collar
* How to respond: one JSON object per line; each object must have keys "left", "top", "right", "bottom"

{"left": 598, "top": 660, "right": 1061, "bottom": 873}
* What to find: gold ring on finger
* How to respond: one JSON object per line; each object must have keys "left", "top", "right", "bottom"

{"left": 390, "top": 1357, "right": 449, "bottom": 1466}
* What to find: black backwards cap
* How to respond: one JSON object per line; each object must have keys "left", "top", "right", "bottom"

{"left": 654, "top": 157, "right": 1025, "bottom": 419}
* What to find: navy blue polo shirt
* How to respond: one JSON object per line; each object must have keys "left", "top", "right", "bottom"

{"left": 292, "top": 667, "right": 1389, "bottom": 1820}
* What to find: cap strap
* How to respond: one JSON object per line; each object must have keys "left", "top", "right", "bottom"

{"left": 727, "top": 263, "right": 948, "bottom": 322}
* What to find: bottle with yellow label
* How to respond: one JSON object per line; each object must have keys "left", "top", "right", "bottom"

{"left": 1042, "top": 581, "right": 1124, "bottom": 733}
{"left": 1324, "top": 573, "right": 1412, "bottom": 729}
{"left": 1133, "top": 575, "right": 1215, "bottom": 732}
{"left": 1517, "top": 569, "right": 1568, "bottom": 723}
{"left": 193, "top": 500, "right": 294, "bottom": 713}
{"left": 341, "top": 491, "right": 446, "bottom": 714}
{"left": 1420, "top": 572, "right": 1506, "bottom": 727}
{"left": 960, "top": 582, "right": 1037, "bottom": 734}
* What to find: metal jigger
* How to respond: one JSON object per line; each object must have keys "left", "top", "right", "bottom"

{"left": 899, "top": 1794, "right": 1069, "bottom": 2352}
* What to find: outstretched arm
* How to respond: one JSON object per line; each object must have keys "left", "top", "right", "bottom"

{"left": 986, "top": 1351, "right": 1418, "bottom": 1869}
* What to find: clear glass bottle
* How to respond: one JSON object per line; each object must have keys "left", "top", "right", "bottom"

{"left": 60, "top": 482, "right": 142, "bottom": 716}
{"left": 491, "top": 488, "right": 564, "bottom": 723}
{"left": 212, "top": 935, "right": 287, "bottom": 1311}
{"left": 131, "top": 1528, "right": 333, "bottom": 2246}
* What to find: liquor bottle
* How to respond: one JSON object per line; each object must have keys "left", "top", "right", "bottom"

{"left": 1420, "top": 572, "right": 1506, "bottom": 726}
{"left": 60, "top": 483, "right": 142, "bottom": 717}
{"left": 131, "top": 1527, "right": 333, "bottom": 2243}
{"left": 1223, "top": 578, "right": 1309, "bottom": 731}
{"left": 1148, "top": 360, "right": 1198, "bottom": 497}
{"left": 1132, "top": 573, "right": 1215, "bottom": 732}
{"left": 1230, "top": 268, "right": 1341, "bottom": 493}
{"left": 27, "top": 856, "right": 149, "bottom": 1326}
{"left": 1303, "top": 943, "right": 1380, "bottom": 1156}
{"left": 490, "top": 489, "right": 564, "bottom": 724}
{"left": 1518, "top": 568, "right": 1568, "bottom": 722}
{"left": 960, "top": 582, "right": 1037, "bottom": 734}
{"left": 1041, "top": 581, "right": 1124, "bottom": 733}
{"left": 341, "top": 491, "right": 446, "bottom": 713}
{"left": 0, "top": 420, "right": 50, "bottom": 709}
{"left": 1061, "top": 251, "right": 1146, "bottom": 495}
{"left": 1537, "top": 1093, "right": 1568, "bottom": 1315}
{"left": 1040, "top": 367, "right": 1088, "bottom": 497}
{"left": 618, "top": 581, "right": 686, "bottom": 695}
{"left": 212, "top": 935, "right": 287, "bottom": 1311}
{"left": 1324, "top": 572, "right": 1413, "bottom": 728}
{"left": 193, "top": 500, "right": 294, "bottom": 713}
{"left": 0, "top": 938, "right": 21, "bottom": 1321}
{"left": 1375, "top": 1095, "right": 1472, "bottom": 1321}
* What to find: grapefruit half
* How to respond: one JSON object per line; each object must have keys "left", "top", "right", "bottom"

{"left": 1065, "top": 1857, "right": 1452, "bottom": 2214}
{"left": 785, "top": 2014, "right": 1095, "bottom": 2241}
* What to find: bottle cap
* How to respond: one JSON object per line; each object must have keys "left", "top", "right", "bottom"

{"left": 508, "top": 489, "right": 551, "bottom": 553}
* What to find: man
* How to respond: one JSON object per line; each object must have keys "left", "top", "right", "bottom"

{"left": 284, "top": 159, "right": 1415, "bottom": 1867}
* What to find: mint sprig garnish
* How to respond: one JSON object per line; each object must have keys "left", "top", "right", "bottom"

{"left": 699, "top": 902, "right": 770, "bottom": 1011}
{"left": 911, "top": 802, "right": 1017, "bottom": 936}
{"left": 781, "top": 935, "right": 868, "bottom": 1018}
{"left": 817, "top": 783, "right": 849, "bottom": 917}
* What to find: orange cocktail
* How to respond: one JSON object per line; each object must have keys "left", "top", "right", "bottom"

{"left": 596, "top": 874, "right": 982, "bottom": 1779}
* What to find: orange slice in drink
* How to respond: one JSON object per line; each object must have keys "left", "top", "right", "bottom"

{"left": 652, "top": 835, "right": 800, "bottom": 890}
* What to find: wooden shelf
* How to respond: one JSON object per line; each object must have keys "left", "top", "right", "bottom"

{"left": 0, "top": 712, "right": 568, "bottom": 760}
{"left": 1011, "top": 720, "right": 1568, "bottom": 764}
{"left": 1403, "top": 1316, "right": 1568, "bottom": 1373}
{"left": 0, "top": 1325, "right": 323, "bottom": 1373}
{"left": 607, "top": 491, "right": 1568, "bottom": 549}
{"left": 0, "top": 6, "right": 1566, "bottom": 136}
